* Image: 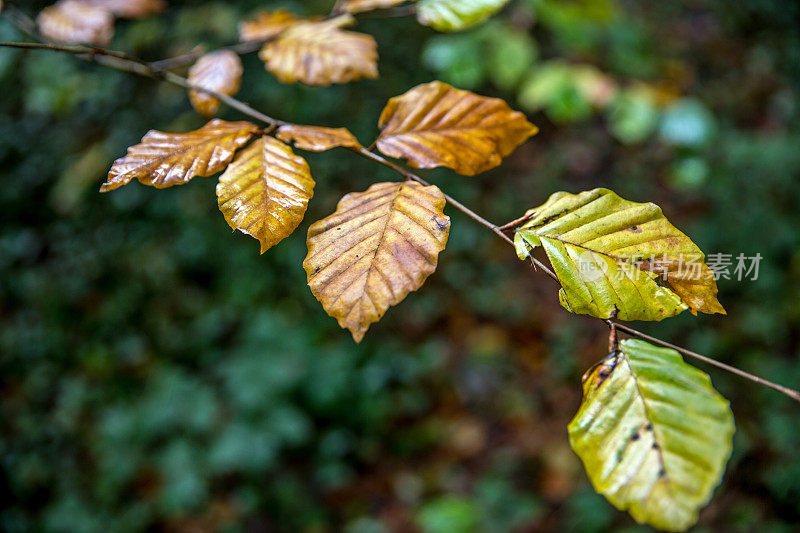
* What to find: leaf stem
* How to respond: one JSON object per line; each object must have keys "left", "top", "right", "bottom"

{"left": 2, "top": 9, "right": 798, "bottom": 404}
{"left": 498, "top": 211, "right": 535, "bottom": 231}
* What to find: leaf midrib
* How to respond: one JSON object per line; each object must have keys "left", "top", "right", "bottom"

{"left": 120, "top": 128, "right": 244, "bottom": 181}
{"left": 619, "top": 352, "right": 677, "bottom": 505}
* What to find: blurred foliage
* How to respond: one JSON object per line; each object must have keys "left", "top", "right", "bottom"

{"left": 1, "top": 0, "right": 799, "bottom": 531}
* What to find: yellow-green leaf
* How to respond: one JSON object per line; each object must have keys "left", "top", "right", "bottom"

{"left": 276, "top": 124, "right": 361, "bottom": 152}
{"left": 304, "top": 181, "right": 450, "bottom": 342}
{"left": 217, "top": 136, "right": 314, "bottom": 253}
{"left": 569, "top": 339, "right": 734, "bottom": 531}
{"left": 188, "top": 51, "right": 244, "bottom": 118}
{"left": 376, "top": 81, "right": 538, "bottom": 175}
{"left": 259, "top": 15, "right": 378, "bottom": 86}
{"left": 101, "top": 119, "right": 258, "bottom": 192}
{"left": 514, "top": 188, "right": 724, "bottom": 320}
{"left": 416, "top": 0, "right": 510, "bottom": 32}
{"left": 37, "top": 0, "right": 114, "bottom": 46}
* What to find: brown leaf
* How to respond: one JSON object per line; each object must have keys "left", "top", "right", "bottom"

{"left": 84, "top": 0, "right": 165, "bottom": 18}
{"left": 259, "top": 15, "right": 378, "bottom": 86}
{"left": 37, "top": 0, "right": 114, "bottom": 46}
{"left": 659, "top": 260, "right": 725, "bottom": 315}
{"left": 339, "top": 0, "right": 408, "bottom": 14}
{"left": 376, "top": 81, "right": 538, "bottom": 175}
{"left": 217, "top": 136, "right": 314, "bottom": 253}
{"left": 188, "top": 51, "right": 244, "bottom": 118}
{"left": 276, "top": 124, "right": 361, "bottom": 152}
{"left": 304, "top": 181, "right": 450, "bottom": 342}
{"left": 238, "top": 9, "right": 304, "bottom": 42}
{"left": 101, "top": 119, "right": 258, "bottom": 192}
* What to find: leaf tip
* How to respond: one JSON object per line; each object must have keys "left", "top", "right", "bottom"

{"left": 99, "top": 179, "right": 121, "bottom": 193}
{"left": 350, "top": 328, "right": 366, "bottom": 343}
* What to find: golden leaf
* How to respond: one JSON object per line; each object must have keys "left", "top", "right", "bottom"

{"left": 276, "top": 124, "right": 361, "bottom": 152}
{"left": 37, "top": 0, "right": 114, "bottom": 46}
{"left": 101, "top": 119, "right": 258, "bottom": 192}
{"left": 339, "top": 0, "right": 408, "bottom": 14}
{"left": 84, "top": 0, "right": 165, "bottom": 18}
{"left": 188, "top": 51, "right": 244, "bottom": 118}
{"left": 217, "top": 136, "right": 314, "bottom": 253}
{"left": 238, "top": 8, "right": 304, "bottom": 42}
{"left": 376, "top": 81, "right": 538, "bottom": 175}
{"left": 259, "top": 16, "right": 379, "bottom": 86}
{"left": 304, "top": 181, "right": 450, "bottom": 342}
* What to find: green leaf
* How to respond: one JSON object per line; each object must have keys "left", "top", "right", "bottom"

{"left": 417, "top": 0, "right": 511, "bottom": 32}
{"left": 416, "top": 495, "right": 479, "bottom": 533}
{"left": 569, "top": 339, "right": 734, "bottom": 531}
{"left": 421, "top": 34, "right": 486, "bottom": 89}
{"left": 514, "top": 188, "right": 724, "bottom": 320}
{"left": 486, "top": 25, "right": 537, "bottom": 89}
{"left": 518, "top": 62, "right": 594, "bottom": 123}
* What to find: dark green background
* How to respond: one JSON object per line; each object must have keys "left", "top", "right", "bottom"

{"left": 1, "top": 1, "right": 799, "bottom": 531}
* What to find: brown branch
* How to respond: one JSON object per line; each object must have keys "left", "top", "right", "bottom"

{"left": 611, "top": 322, "right": 800, "bottom": 402}
{"left": 499, "top": 211, "right": 535, "bottom": 232}
{"left": 355, "top": 5, "right": 418, "bottom": 18}
{"left": 1, "top": 14, "right": 797, "bottom": 404}
{"left": 148, "top": 39, "right": 272, "bottom": 72}
{"left": 0, "top": 40, "right": 286, "bottom": 129}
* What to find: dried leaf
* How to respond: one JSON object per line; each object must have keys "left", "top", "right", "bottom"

{"left": 376, "top": 81, "right": 538, "bottom": 175}
{"left": 304, "top": 181, "right": 450, "bottom": 342}
{"left": 101, "top": 119, "right": 258, "bottom": 192}
{"left": 570, "top": 339, "right": 734, "bottom": 531}
{"left": 514, "top": 188, "right": 725, "bottom": 320}
{"left": 188, "top": 51, "right": 244, "bottom": 118}
{"left": 259, "top": 16, "right": 379, "bottom": 86}
{"left": 276, "top": 124, "right": 361, "bottom": 152}
{"left": 239, "top": 8, "right": 304, "bottom": 42}
{"left": 417, "top": 0, "right": 510, "bottom": 32}
{"left": 339, "top": 0, "right": 408, "bottom": 14}
{"left": 37, "top": 0, "right": 114, "bottom": 46}
{"left": 217, "top": 136, "right": 314, "bottom": 253}
{"left": 85, "top": 0, "right": 165, "bottom": 18}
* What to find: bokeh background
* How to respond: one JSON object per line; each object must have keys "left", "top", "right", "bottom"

{"left": 2, "top": 0, "right": 799, "bottom": 531}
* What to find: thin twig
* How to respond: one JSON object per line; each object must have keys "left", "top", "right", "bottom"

{"left": 147, "top": 45, "right": 207, "bottom": 72}
{"left": 607, "top": 310, "right": 618, "bottom": 353}
{"left": 148, "top": 39, "right": 271, "bottom": 72}
{"left": 499, "top": 211, "right": 535, "bottom": 232}
{"left": 356, "top": 5, "right": 418, "bottom": 18}
{"left": 0, "top": 40, "right": 285, "bottom": 128}
{"left": 611, "top": 321, "right": 800, "bottom": 402}
{"left": 1, "top": 13, "right": 797, "bottom": 404}
{"left": 0, "top": 41, "right": 135, "bottom": 60}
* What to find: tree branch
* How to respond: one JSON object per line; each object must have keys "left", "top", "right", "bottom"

{"left": 1, "top": 12, "right": 797, "bottom": 404}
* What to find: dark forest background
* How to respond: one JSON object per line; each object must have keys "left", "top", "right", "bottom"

{"left": 1, "top": 0, "right": 799, "bottom": 531}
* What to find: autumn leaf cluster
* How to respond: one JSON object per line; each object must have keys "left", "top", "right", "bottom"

{"left": 26, "top": 1, "right": 744, "bottom": 531}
